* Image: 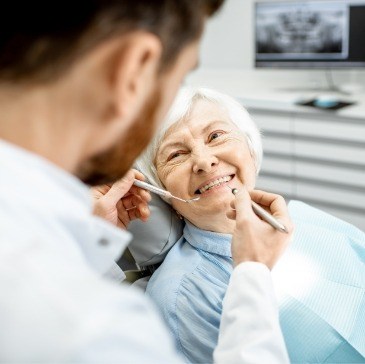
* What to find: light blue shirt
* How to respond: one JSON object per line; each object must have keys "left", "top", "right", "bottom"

{"left": 146, "top": 201, "right": 365, "bottom": 363}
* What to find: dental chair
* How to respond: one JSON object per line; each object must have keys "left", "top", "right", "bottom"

{"left": 117, "top": 193, "right": 184, "bottom": 289}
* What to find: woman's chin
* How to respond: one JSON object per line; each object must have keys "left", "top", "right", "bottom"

{"left": 197, "top": 192, "right": 233, "bottom": 212}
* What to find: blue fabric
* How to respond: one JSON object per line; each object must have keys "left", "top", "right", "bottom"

{"left": 146, "top": 201, "right": 365, "bottom": 363}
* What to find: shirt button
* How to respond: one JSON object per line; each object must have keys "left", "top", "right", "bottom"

{"left": 98, "top": 238, "right": 110, "bottom": 247}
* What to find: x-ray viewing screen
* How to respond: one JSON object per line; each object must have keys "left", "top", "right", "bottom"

{"left": 255, "top": 0, "right": 365, "bottom": 68}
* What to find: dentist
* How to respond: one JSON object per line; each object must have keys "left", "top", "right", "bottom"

{"left": 0, "top": 1, "right": 292, "bottom": 362}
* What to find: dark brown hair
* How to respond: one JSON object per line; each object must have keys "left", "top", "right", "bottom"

{"left": 0, "top": 0, "right": 224, "bottom": 83}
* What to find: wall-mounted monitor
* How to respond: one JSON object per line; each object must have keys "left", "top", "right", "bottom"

{"left": 255, "top": 0, "right": 365, "bottom": 68}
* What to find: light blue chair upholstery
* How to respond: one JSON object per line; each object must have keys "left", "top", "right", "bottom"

{"left": 275, "top": 201, "right": 365, "bottom": 361}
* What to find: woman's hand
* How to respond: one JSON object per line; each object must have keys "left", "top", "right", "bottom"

{"left": 91, "top": 169, "right": 151, "bottom": 230}
{"left": 228, "top": 187, "right": 294, "bottom": 270}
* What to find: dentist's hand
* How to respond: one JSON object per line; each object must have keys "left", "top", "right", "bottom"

{"left": 227, "top": 187, "right": 293, "bottom": 270}
{"left": 91, "top": 169, "right": 151, "bottom": 230}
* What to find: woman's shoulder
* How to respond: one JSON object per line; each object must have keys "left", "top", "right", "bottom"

{"left": 145, "top": 238, "right": 202, "bottom": 302}
{"left": 146, "top": 238, "right": 228, "bottom": 313}
{"left": 145, "top": 238, "right": 225, "bottom": 364}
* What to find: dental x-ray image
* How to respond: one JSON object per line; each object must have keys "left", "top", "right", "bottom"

{"left": 256, "top": 2, "right": 349, "bottom": 59}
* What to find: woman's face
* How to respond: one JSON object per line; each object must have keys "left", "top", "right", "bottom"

{"left": 155, "top": 99, "right": 256, "bottom": 232}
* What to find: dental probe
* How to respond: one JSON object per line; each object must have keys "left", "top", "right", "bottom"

{"left": 133, "top": 179, "right": 200, "bottom": 203}
{"left": 231, "top": 188, "right": 288, "bottom": 234}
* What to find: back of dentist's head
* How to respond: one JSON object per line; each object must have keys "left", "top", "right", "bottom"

{"left": 0, "top": 1, "right": 223, "bottom": 84}
{"left": 136, "top": 86, "right": 263, "bottom": 202}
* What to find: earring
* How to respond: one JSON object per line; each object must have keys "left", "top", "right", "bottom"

{"left": 175, "top": 210, "right": 183, "bottom": 220}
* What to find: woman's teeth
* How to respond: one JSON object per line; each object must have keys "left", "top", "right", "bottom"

{"left": 198, "top": 175, "right": 233, "bottom": 194}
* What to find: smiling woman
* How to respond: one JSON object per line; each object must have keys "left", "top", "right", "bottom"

{"left": 137, "top": 87, "right": 262, "bottom": 233}
{"left": 135, "top": 87, "right": 365, "bottom": 363}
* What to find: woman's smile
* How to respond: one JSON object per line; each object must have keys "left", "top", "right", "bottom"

{"left": 195, "top": 174, "right": 235, "bottom": 195}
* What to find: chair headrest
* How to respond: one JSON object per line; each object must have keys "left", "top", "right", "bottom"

{"left": 127, "top": 193, "right": 184, "bottom": 266}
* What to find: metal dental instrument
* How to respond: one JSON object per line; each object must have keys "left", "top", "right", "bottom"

{"left": 133, "top": 179, "right": 200, "bottom": 203}
{"left": 230, "top": 187, "right": 288, "bottom": 233}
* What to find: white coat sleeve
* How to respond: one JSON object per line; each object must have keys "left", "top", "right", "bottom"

{"left": 213, "top": 262, "right": 289, "bottom": 364}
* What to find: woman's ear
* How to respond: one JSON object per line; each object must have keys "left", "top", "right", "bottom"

{"left": 111, "top": 32, "right": 162, "bottom": 123}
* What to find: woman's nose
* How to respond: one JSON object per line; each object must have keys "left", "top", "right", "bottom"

{"left": 192, "top": 152, "right": 219, "bottom": 174}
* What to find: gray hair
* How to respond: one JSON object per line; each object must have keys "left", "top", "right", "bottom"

{"left": 135, "top": 86, "right": 263, "bottom": 202}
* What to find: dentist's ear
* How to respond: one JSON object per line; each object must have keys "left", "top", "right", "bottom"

{"left": 111, "top": 32, "right": 162, "bottom": 123}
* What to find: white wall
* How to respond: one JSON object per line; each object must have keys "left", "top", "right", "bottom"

{"left": 201, "top": 0, "right": 253, "bottom": 69}
{"left": 196, "top": 0, "right": 365, "bottom": 91}
{"left": 200, "top": 0, "right": 252, "bottom": 69}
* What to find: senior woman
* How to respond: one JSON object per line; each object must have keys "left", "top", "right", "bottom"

{"left": 136, "top": 87, "right": 365, "bottom": 363}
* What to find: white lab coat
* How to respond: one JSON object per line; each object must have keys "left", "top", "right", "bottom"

{"left": 0, "top": 139, "right": 289, "bottom": 363}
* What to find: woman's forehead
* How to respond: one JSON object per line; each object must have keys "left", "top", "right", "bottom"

{"left": 189, "top": 98, "right": 229, "bottom": 121}
{"left": 161, "top": 117, "right": 236, "bottom": 145}
{"left": 163, "top": 101, "right": 237, "bottom": 141}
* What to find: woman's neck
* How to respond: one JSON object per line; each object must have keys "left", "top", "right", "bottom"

{"left": 186, "top": 211, "right": 235, "bottom": 234}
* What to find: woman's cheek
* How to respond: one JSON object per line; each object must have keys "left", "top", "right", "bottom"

{"left": 157, "top": 167, "right": 170, "bottom": 187}
{"left": 167, "top": 168, "right": 187, "bottom": 191}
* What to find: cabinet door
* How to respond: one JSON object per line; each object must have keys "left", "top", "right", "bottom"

{"left": 294, "top": 140, "right": 365, "bottom": 166}
{"left": 293, "top": 115, "right": 365, "bottom": 231}
{"left": 295, "top": 160, "right": 365, "bottom": 190}
{"left": 248, "top": 110, "right": 294, "bottom": 197}
{"left": 244, "top": 107, "right": 365, "bottom": 232}
{"left": 295, "top": 117, "right": 365, "bottom": 143}
{"left": 295, "top": 181, "right": 365, "bottom": 211}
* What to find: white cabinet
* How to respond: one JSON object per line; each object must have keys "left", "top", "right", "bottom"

{"left": 246, "top": 107, "right": 365, "bottom": 232}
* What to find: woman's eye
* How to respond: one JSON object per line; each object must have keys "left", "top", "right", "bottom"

{"left": 168, "top": 151, "right": 183, "bottom": 161}
{"left": 208, "top": 131, "right": 224, "bottom": 142}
